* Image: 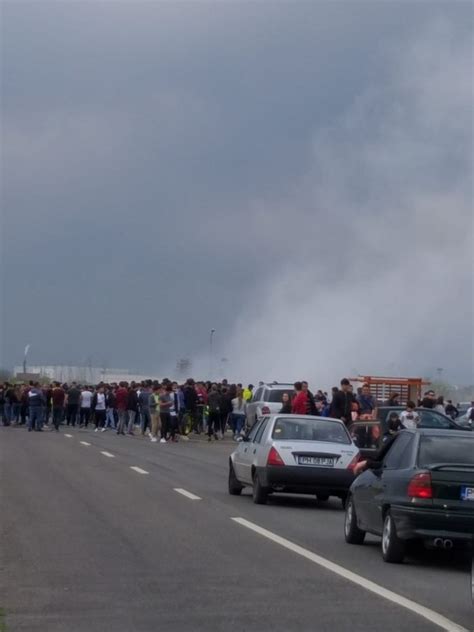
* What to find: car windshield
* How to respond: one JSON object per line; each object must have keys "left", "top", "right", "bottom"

{"left": 272, "top": 417, "right": 350, "bottom": 444}
{"left": 418, "top": 435, "right": 474, "bottom": 467}
{"left": 267, "top": 389, "right": 293, "bottom": 403}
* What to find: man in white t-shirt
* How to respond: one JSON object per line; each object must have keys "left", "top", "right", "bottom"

{"left": 400, "top": 401, "right": 420, "bottom": 430}
{"left": 80, "top": 386, "right": 93, "bottom": 428}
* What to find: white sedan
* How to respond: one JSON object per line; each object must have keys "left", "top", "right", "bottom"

{"left": 229, "top": 414, "right": 360, "bottom": 506}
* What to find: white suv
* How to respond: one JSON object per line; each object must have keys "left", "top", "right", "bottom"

{"left": 245, "top": 382, "right": 294, "bottom": 428}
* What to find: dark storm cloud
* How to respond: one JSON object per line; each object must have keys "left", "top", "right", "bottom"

{"left": 1, "top": 2, "right": 472, "bottom": 384}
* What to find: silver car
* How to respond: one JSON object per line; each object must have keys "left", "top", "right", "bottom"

{"left": 245, "top": 382, "right": 294, "bottom": 428}
{"left": 229, "top": 414, "right": 360, "bottom": 506}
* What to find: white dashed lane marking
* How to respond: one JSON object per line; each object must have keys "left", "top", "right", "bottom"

{"left": 80, "top": 441, "right": 91, "bottom": 446}
{"left": 174, "top": 488, "right": 201, "bottom": 500}
{"left": 64, "top": 434, "right": 73, "bottom": 438}
{"left": 231, "top": 517, "right": 468, "bottom": 632}
{"left": 100, "top": 451, "right": 115, "bottom": 458}
{"left": 130, "top": 466, "right": 148, "bottom": 475}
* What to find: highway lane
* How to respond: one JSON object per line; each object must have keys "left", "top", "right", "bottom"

{"left": 71, "top": 426, "right": 473, "bottom": 627}
{"left": 0, "top": 426, "right": 472, "bottom": 632}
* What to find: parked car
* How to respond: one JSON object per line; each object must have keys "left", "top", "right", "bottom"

{"left": 344, "top": 428, "right": 474, "bottom": 563}
{"left": 376, "top": 406, "right": 468, "bottom": 431}
{"left": 245, "top": 382, "right": 294, "bottom": 428}
{"left": 229, "top": 414, "right": 360, "bottom": 506}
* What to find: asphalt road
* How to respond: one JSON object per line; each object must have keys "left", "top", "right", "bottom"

{"left": 1, "top": 426, "right": 472, "bottom": 632}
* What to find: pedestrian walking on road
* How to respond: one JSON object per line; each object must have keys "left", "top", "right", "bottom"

{"left": 66, "top": 382, "right": 80, "bottom": 427}
{"left": 159, "top": 385, "right": 173, "bottom": 443}
{"left": 51, "top": 382, "right": 66, "bottom": 431}
{"left": 28, "top": 383, "right": 45, "bottom": 432}
{"left": 230, "top": 388, "right": 246, "bottom": 438}
{"left": 79, "top": 386, "right": 93, "bottom": 428}
{"left": 292, "top": 382, "right": 308, "bottom": 415}
{"left": 127, "top": 384, "right": 139, "bottom": 435}
{"left": 115, "top": 382, "right": 129, "bottom": 435}
{"left": 92, "top": 386, "right": 107, "bottom": 432}
{"left": 207, "top": 384, "right": 222, "bottom": 441}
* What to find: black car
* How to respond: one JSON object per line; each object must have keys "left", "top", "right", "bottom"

{"left": 376, "top": 406, "right": 468, "bottom": 431}
{"left": 344, "top": 429, "right": 474, "bottom": 563}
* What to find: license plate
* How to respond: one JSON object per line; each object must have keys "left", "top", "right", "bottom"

{"left": 461, "top": 486, "right": 474, "bottom": 501}
{"left": 298, "top": 456, "right": 334, "bottom": 467}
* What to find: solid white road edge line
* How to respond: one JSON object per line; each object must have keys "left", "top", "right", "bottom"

{"left": 64, "top": 434, "right": 73, "bottom": 438}
{"left": 100, "top": 451, "right": 115, "bottom": 458}
{"left": 79, "top": 441, "right": 91, "bottom": 446}
{"left": 174, "top": 488, "right": 202, "bottom": 500}
{"left": 130, "top": 466, "right": 149, "bottom": 474}
{"left": 231, "top": 517, "right": 468, "bottom": 632}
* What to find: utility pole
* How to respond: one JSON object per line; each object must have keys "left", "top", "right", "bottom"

{"left": 209, "top": 329, "right": 216, "bottom": 380}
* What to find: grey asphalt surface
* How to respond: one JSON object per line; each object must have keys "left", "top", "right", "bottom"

{"left": 1, "top": 425, "right": 472, "bottom": 632}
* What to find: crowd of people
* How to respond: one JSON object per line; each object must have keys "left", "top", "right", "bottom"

{"left": 0, "top": 377, "right": 472, "bottom": 444}
{"left": 0, "top": 378, "right": 260, "bottom": 442}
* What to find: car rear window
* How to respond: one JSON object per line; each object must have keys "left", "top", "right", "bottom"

{"left": 272, "top": 417, "right": 350, "bottom": 444}
{"left": 266, "top": 389, "right": 293, "bottom": 403}
{"left": 418, "top": 435, "right": 474, "bottom": 467}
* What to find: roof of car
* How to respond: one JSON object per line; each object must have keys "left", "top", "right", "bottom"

{"left": 270, "top": 414, "right": 345, "bottom": 424}
{"left": 401, "top": 428, "right": 473, "bottom": 437}
{"left": 263, "top": 383, "right": 294, "bottom": 389}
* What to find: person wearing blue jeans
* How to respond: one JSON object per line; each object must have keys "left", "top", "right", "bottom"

{"left": 28, "top": 384, "right": 45, "bottom": 431}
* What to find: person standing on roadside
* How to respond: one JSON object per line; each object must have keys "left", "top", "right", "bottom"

{"left": 28, "top": 382, "right": 45, "bottom": 432}
{"left": 399, "top": 401, "right": 420, "bottom": 429}
{"left": 79, "top": 385, "right": 93, "bottom": 428}
{"left": 159, "top": 385, "right": 173, "bottom": 443}
{"left": 104, "top": 386, "right": 117, "bottom": 430}
{"left": 150, "top": 385, "right": 161, "bottom": 442}
{"left": 92, "top": 386, "right": 107, "bottom": 432}
{"left": 279, "top": 392, "right": 292, "bottom": 414}
{"left": 66, "top": 382, "right": 81, "bottom": 427}
{"left": 115, "top": 382, "right": 129, "bottom": 435}
{"left": 138, "top": 383, "right": 152, "bottom": 436}
{"left": 230, "top": 388, "right": 246, "bottom": 439}
{"left": 329, "top": 378, "right": 354, "bottom": 427}
{"left": 207, "top": 383, "right": 222, "bottom": 441}
{"left": 243, "top": 384, "right": 254, "bottom": 402}
{"left": 127, "top": 384, "right": 139, "bottom": 435}
{"left": 183, "top": 379, "right": 198, "bottom": 434}
{"left": 51, "top": 381, "right": 66, "bottom": 432}
{"left": 302, "top": 381, "right": 317, "bottom": 415}
{"left": 357, "top": 383, "right": 376, "bottom": 418}
{"left": 292, "top": 382, "right": 308, "bottom": 415}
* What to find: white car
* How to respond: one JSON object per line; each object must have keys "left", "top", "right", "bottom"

{"left": 229, "top": 414, "right": 360, "bottom": 506}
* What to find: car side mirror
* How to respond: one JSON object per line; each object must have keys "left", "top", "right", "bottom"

{"left": 352, "top": 436, "right": 359, "bottom": 447}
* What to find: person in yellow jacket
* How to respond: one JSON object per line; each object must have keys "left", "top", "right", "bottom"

{"left": 243, "top": 384, "right": 254, "bottom": 402}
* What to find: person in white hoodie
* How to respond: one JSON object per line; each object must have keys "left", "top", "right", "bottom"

{"left": 399, "top": 401, "right": 420, "bottom": 429}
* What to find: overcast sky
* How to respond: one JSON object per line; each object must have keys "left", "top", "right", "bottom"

{"left": 1, "top": 1, "right": 473, "bottom": 386}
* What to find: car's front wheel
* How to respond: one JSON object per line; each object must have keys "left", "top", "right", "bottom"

{"left": 344, "top": 496, "right": 366, "bottom": 544}
{"left": 228, "top": 463, "right": 243, "bottom": 496}
{"left": 382, "top": 510, "right": 405, "bottom": 563}
{"left": 252, "top": 471, "right": 268, "bottom": 505}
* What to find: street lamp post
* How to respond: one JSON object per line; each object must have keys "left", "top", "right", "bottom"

{"left": 209, "top": 329, "right": 216, "bottom": 380}
{"left": 23, "top": 344, "right": 31, "bottom": 374}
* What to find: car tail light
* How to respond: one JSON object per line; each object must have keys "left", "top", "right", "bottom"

{"left": 261, "top": 406, "right": 271, "bottom": 415}
{"left": 267, "top": 446, "right": 285, "bottom": 466}
{"left": 407, "top": 472, "right": 433, "bottom": 499}
{"left": 347, "top": 453, "right": 361, "bottom": 471}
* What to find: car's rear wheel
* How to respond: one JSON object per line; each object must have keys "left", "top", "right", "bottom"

{"left": 252, "top": 471, "right": 268, "bottom": 505}
{"left": 316, "top": 493, "right": 330, "bottom": 502}
{"left": 344, "top": 496, "right": 366, "bottom": 544}
{"left": 382, "top": 510, "right": 405, "bottom": 563}
{"left": 228, "top": 463, "right": 243, "bottom": 496}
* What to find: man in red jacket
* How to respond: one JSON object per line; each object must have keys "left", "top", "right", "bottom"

{"left": 115, "top": 382, "right": 129, "bottom": 435}
{"left": 291, "top": 382, "right": 308, "bottom": 415}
